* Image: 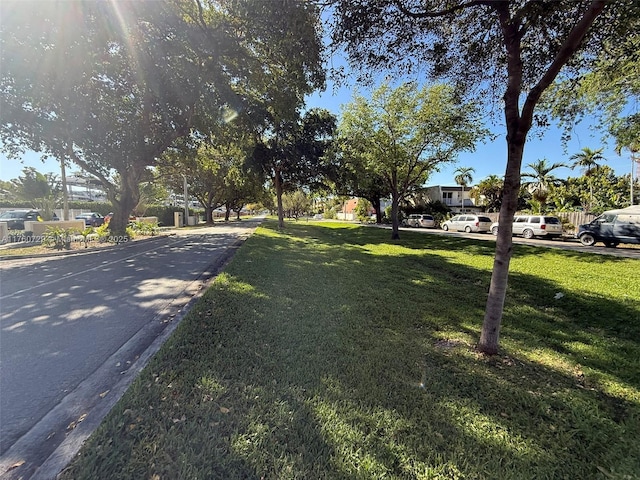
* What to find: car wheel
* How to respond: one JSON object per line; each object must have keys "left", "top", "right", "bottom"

{"left": 522, "top": 229, "right": 534, "bottom": 239}
{"left": 579, "top": 233, "right": 596, "bottom": 247}
{"left": 464, "top": 226, "right": 472, "bottom": 233}
{"left": 491, "top": 226, "right": 498, "bottom": 236}
{"left": 442, "top": 224, "right": 449, "bottom": 231}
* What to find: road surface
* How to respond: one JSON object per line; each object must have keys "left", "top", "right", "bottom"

{"left": 0, "top": 220, "right": 261, "bottom": 479}
{"left": 395, "top": 225, "right": 640, "bottom": 259}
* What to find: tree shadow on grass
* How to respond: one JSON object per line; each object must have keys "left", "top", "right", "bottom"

{"left": 61, "top": 221, "right": 640, "bottom": 479}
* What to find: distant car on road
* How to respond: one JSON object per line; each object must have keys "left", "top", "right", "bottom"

{"left": 75, "top": 212, "right": 105, "bottom": 227}
{"left": 0, "top": 210, "right": 42, "bottom": 230}
{"left": 491, "top": 215, "right": 563, "bottom": 239}
{"left": 403, "top": 214, "right": 435, "bottom": 228}
{"left": 441, "top": 214, "right": 492, "bottom": 233}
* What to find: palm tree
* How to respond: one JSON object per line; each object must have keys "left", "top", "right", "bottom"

{"left": 570, "top": 147, "right": 606, "bottom": 207}
{"left": 453, "top": 166, "right": 474, "bottom": 213}
{"left": 521, "top": 159, "right": 566, "bottom": 212}
{"left": 570, "top": 147, "right": 605, "bottom": 176}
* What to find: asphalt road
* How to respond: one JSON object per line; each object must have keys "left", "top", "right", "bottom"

{"left": 395, "top": 225, "right": 640, "bottom": 259}
{"left": 0, "top": 219, "right": 261, "bottom": 479}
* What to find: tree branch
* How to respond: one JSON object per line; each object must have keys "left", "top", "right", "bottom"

{"left": 521, "top": 0, "right": 607, "bottom": 129}
{"left": 393, "top": 0, "right": 494, "bottom": 18}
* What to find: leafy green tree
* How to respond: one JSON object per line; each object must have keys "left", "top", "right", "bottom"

{"left": 157, "top": 122, "right": 258, "bottom": 223}
{"left": 337, "top": 82, "right": 485, "bottom": 240}
{"left": 1, "top": 0, "right": 325, "bottom": 236}
{"left": 544, "top": 32, "right": 639, "bottom": 149}
{"left": 10, "top": 167, "right": 61, "bottom": 220}
{"left": 328, "top": 0, "right": 637, "bottom": 353}
{"left": 251, "top": 109, "right": 336, "bottom": 229}
{"left": 355, "top": 198, "right": 373, "bottom": 222}
{"left": 221, "top": 157, "right": 265, "bottom": 221}
{"left": 327, "top": 127, "right": 389, "bottom": 224}
{"left": 470, "top": 175, "right": 504, "bottom": 213}
{"left": 282, "top": 190, "right": 311, "bottom": 220}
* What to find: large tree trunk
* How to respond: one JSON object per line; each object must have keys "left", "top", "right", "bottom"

{"left": 108, "top": 169, "right": 140, "bottom": 240}
{"left": 275, "top": 170, "right": 285, "bottom": 229}
{"left": 478, "top": 1, "right": 606, "bottom": 355}
{"left": 367, "top": 195, "right": 382, "bottom": 224}
{"left": 390, "top": 190, "right": 400, "bottom": 240}
{"left": 60, "top": 157, "right": 69, "bottom": 221}
{"left": 478, "top": 129, "right": 527, "bottom": 354}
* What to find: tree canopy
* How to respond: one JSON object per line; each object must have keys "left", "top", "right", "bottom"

{"left": 251, "top": 108, "right": 336, "bottom": 229}
{"left": 336, "top": 82, "right": 486, "bottom": 239}
{"left": 1, "top": 0, "right": 325, "bottom": 234}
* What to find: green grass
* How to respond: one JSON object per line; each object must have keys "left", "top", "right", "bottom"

{"left": 60, "top": 221, "right": 640, "bottom": 479}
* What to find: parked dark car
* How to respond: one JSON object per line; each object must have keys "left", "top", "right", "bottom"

{"left": 0, "top": 210, "right": 42, "bottom": 230}
{"left": 577, "top": 205, "right": 640, "bottom": 247}
{"left": 75, "top": 212, "right": 105, "bottom": 227}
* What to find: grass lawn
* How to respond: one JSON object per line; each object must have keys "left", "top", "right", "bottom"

{"left": 60, "top": 221, "right": 640, "bottom": 479}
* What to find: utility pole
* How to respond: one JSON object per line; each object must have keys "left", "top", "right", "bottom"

{"left": 183, "top": 175, "right": 189, "bottom": 226}
{"left": 632, "top": 152, "right": 638, "bottom": 206}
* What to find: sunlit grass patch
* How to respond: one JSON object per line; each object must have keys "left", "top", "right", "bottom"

{"left": 60, "top": 220, "right": 640, "bottom": 479}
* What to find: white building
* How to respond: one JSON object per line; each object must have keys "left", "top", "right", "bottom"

{"left": 424, "top": 185, "right": 482, "bottom": 213}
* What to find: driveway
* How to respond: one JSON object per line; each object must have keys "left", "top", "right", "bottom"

{"left": 0, "top": 219, "right": 262, "bottom": 479}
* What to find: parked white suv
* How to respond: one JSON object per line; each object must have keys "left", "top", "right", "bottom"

{"left": 491, "top": 215, "right": 563, "bottom": 239}
{"left": 403, "top": 214, "right": 435, "bottom": 228}
{"left": 441, "top": 214, "right": 492, "bottom": 233}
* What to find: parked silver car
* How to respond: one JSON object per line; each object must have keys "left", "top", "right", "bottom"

{"left": 441, "top": 214, "right": 492, "bottom": 233}
{"left": 491, "top": 215, "right": 563, "bottom": 239}
{"left": 404, "top": 214, "right": 435, "bottom": 228}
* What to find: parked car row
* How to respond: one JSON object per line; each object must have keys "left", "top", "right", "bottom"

{"left": 403, "top": 214, "right": 435, "bottom": 228}
{"left": 400, "top": 208, "right": 639, "bottom": 248}
{"left": 491, "top": 215, "right": 563, "bottom": 239}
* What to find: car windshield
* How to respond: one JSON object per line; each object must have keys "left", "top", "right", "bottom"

{"left": 544, "top": 217, "right": 561, "bottom": 224}
{"left": 594, "top": 214, "right": 616, "bottom": 223}
{"left": 478, "top": 217, "right": 491, "bottom": 222}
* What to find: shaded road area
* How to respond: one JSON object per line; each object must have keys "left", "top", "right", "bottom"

{"left": 0, "top": 220, "right": 261, "bottom": 479}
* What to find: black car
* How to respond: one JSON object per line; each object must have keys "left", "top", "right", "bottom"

{"left": 75, "top": 212, "right": 105, "bottom": 227}
{"left": 0, "top": 210, "right": 42, "bottom": 230}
